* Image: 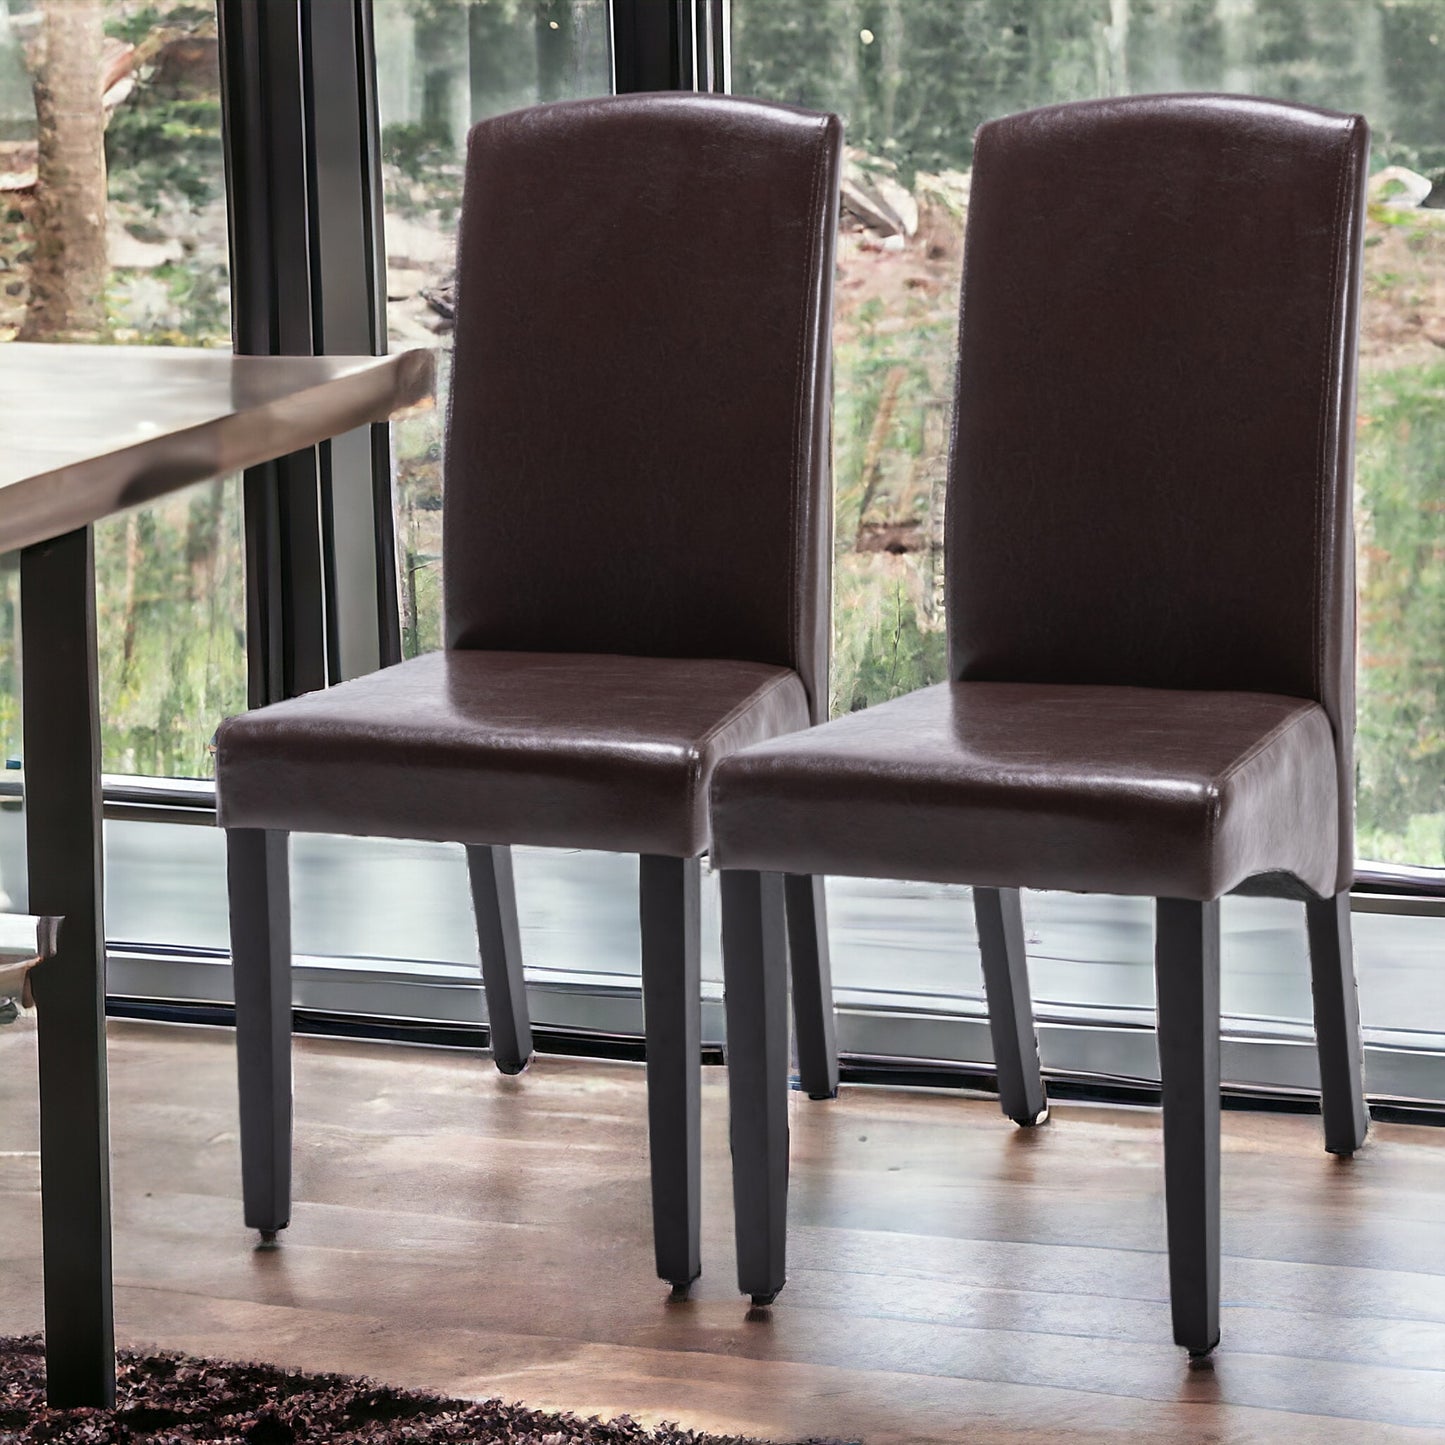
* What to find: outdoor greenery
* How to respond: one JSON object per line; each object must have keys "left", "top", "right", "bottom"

{"left": 1357, "top": 358, "right": 1445, "bottom": 862}
{"left": 0, "top": 0, "right": 238, "bottom": 779}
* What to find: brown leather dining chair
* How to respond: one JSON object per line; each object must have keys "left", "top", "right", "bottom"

{"left": 709, "top": 93, "right": 1370, "bottom": 1355}
{"left": 214, "top": 92, "right": 844, "bottom": 1293}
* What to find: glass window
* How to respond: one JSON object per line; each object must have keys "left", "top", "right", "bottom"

{"left": 729, "top": 0, "right": 1445, "bottom": 1071}
{"left": 1, "top": 0, "right": 239, "bottom": 781}
{"left": 376, "top": 0, "right": 612, "bottom": 657}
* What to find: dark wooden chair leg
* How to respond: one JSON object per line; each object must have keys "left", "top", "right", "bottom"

{"left": 720, "top": 868, "right": 791, "bottom": 1305}
{"left": 784, "top": 873, "right": 838, "bottom": 1100}
{"left": 639, "top": 854, "right": 703, "bottom": 1290}
{"left": 973, "top": 886, "right": 1048, "bottom": 1125}
{"left": 228, "top": 827, "right": 293, "bottom": 1240}
{"left": 1154, "top": 897, "right": 1222, "bottom": 1357}
{"left": 466, "top": 844, "right": 533, "bottom": 1076}
{"left": 1305, "top": 890, "right": 1369, "bottom": 1156}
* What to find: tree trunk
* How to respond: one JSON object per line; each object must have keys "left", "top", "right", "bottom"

{"left": 416, "top": 1, "right": 469, "bottom": 151}
{"left": 1102, "top": 0, "right": 1131, "bottom": 96}
{"left": 18, "top": 0, "right": 107, "bottom": 342}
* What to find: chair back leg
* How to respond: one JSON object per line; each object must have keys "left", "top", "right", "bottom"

{"left": 1305, "top": 890, "right": 1369, "bottom": 1156}
{"left": 720, "top": 868, "right": 791, "bottom": 1305}
{"left": 784, "top": 872, "right": 838, "bottom": 1100}
{"left": 228, "top": 827, "right": 293, "bottom": 1238}
{"left": 639, "top": 855, "right": 703, "bottom": 1290}
{"left": 973, "top": 887, "right": 1048, "bottom": 1125}
{"left": 1154, "top": 897, "right": 1222, "bottom": 1356}
{"left": 466, "top": 845, "right": 533, "bottom": 1075}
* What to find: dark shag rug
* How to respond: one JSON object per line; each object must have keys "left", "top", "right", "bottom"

{"left": 0, "top": 1337, "right": 840, "bottom": 1445}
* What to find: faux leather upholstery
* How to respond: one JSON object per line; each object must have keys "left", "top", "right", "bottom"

{"left": 949, "top": 95, "right": 1366, "bottom": 895}
{"left": 218, "top": 651, "right": 810, "bottom": 857}
{"left": 711, "top": 94, "right": 1368, "bottom": 902}
{"left": 446, "top": 94, "right": 841, "bottom": 723}
{"left": 216, "top": 93, "right": 842, "bottom": 857}
{"left": 709, "top": 682, "right": 1337, "bottom": 900}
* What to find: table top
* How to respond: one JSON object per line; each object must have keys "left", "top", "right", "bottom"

{"left": 0, "top": 345, "right": 435, "bottom": 553}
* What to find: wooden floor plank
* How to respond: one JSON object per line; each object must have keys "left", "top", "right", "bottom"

{"left": 2, "top": 1018, "right": 1444, "bottom": 1441}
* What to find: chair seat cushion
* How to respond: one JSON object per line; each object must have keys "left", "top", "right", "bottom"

{"left": 216, "top": 650, "right": 810, "bottom": 857}
{"left": 709, "top": 682, "right": 1338, "bottom": 900}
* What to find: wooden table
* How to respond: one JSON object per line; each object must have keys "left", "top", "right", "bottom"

{"left": 0, "top": 344, "right": 434, "bottom": 1407}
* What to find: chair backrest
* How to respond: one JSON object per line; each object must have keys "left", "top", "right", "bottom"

{"left": 442, "top": 93, "right": 842, "bottom": 723}
{"left": 947, "top": 94, "right": 1368, "bottom": 894}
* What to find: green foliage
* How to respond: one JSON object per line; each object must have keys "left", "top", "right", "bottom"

{"left": 826, "top": 243, "right": 958, "bottom": 715}
{"left": 103, "top": 3, "right": 224, "bottom": 215}
{"left": 394, "top": 392, "right": 446, "bottom": 660}
{"left": 105, "top": 94, "right": 223, "bottom": 213}
{"left": 105, "top": 259, "right": 229, "bottom": 346}
{"left": 382, "top": 119, "right": 463, "bottom": 222}
{"left": 93, "top": 480, "right": 245, "bottom": 779}
{"left": 1355, "top": 361, "right": 1445, "bottom": 863}
{"left": 393, "top": 0, "right": 526, "bottom": 23}
{"left": 384, "top": 118, "right": 460, "bottom": 179}
{"left": 1376, "top": 0, "right": 1445, "bottom": 177}
{"left": 0, "top": 1, "right": 243, "bottom": 777}
{"left": 735, "top": 0, "right": 1445, "bottom": 181}
{"left": 0, "top": 563, "right": 20, "bottom": 768}
{"left": 832, "top": 561, "right": 948, "bottom": 714}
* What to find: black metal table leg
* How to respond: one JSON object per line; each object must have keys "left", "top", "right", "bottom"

{"left": 20, "top": 525, "right": 115, "bottom": 1408}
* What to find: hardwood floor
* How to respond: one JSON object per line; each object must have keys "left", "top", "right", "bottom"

{"left": 2, "top": 1019, "right": 1443, "bottom": 1443}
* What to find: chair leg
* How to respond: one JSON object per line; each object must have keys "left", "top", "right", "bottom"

{"left": 639, "top": 854, "right": 703, "bottom": 1290}
{"left": 1154, "top": 897, "right": 1222, "bottom": 1357}
{"left": 972, "top": 886, "right": 1048, "bottom": 1126}
{"left": 720, "top": 869, "right": 791, "bottom": 1305}
{"left": 466, "top": 845, "right": 533, "bottom": 1076}
{"left": 228, "top": 827, "right": 292, "bottom": 1239}
{"left": 784, "top": 873, "right": 838, "bottom": 1100}
{"left": 1306, "top": 890, "right": 1369, "bottom": 1156}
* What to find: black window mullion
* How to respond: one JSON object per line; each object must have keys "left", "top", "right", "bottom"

{"left": 218, "top": 0, "right": 399, "bottom": 706}
{"left": 356, "top": 0, "right": 403, "bottom": 669}
{"left": 217, "top": 0, "right": 327, "bottom": 707}
{"left": 612, "top": 0, "right": 725, "bottom": 93}
{"left": 303, "top": 0, "right": 399, "bottom": 683}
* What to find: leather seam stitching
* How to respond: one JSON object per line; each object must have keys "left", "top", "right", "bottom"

{"left": 789, "top": 123, "right": 828, "bottom": 708}
{"left": 693, "top": 671, "right": 798, "bottom": 755}
{"left": 689, "top": 670, "right": 799, "bottom": 834}
{"left": 1313, "top": 134, "right": 1351, "bottom": 707}
{"left": 1211, "top": 706, "right": 1319, "bottom": 792}
{"left": 944, "top": 126, "right": 987, "bottom": 682}
{"left": 1206, "top": 706, "right": 1324, "bottom": 898}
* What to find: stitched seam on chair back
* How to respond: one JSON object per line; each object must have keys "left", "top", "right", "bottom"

{"left": 788, "top": 123, "right": 829, "bottom": 715}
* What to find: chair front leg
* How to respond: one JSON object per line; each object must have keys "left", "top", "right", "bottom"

{"left": 466, "top": 845, "right": 533, "bottom": 1076}
{"left": 720, "top": 868, "right": 791, "bottom": 1305}
{"left": 973, "top": 886, "right": 1048, "bottom": 1125}
{"left": 1305, "top": 890, "right": 1369, "bottom": 1156}
{"left": 228, "top": 827, "right": 292, "bottom": 1240}
{"left": 784, "top": 872, "right": 838, "bottom": 1100}
{"left": 639, "top": 854, "right": 702, "bottom": 1291}
{"left": 1154, "top": 897, "right": 1222, "bottom": 1356}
